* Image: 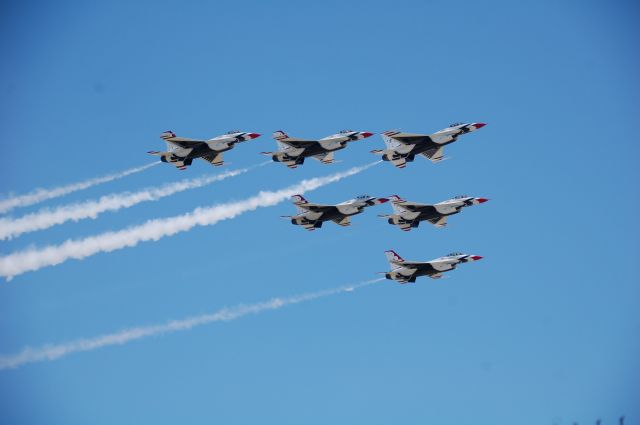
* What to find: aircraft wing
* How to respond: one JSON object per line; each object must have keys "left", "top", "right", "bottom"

{"left": 383, "top": 131, "right": 430, "bottom": 144}
{"left": 166, "top": 137, "right": 207, "bottom": 149}
{"left": 395, "top": 201, "right": 433, "bottom": 212}
{"left": 420, "top": 146, "right": 446, "bottom": 163}
{"left": 399, "top": 261, "right": 433, "bottom": 268}
{"left": 296, "top": 203, "right": 337, "bottom": 213}
{"left": 278, "top": 139, "right": 318, "bottom": 149}
{"left": 199, "top": 152, "right": 224, "bottom": 167}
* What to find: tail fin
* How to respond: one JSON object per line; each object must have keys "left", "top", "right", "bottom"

{"left": 385, "top": 250, "right": 405, "bottom": 267}
{"left": 160, "top": 130, "right": 176, "bottom": 140}
{"left": 272, "top": 130, "right": 289, "bottom": 141}
{"left": 160, "top": 130, "right": 178, "bottom": 151}
{"left": 388, "top": 195, "right": 413, "bottom": 214}
{"left": 291, "top": 194, "right": 309, "bottom": 213}
{"left": 381, "top": 130, "right": 403, "bottom": 149}
{"left": 291, "top": 194, "right": 308, "bottom": 204}
{"left": 272, "top": 131, "right": 293, "bottom": 152}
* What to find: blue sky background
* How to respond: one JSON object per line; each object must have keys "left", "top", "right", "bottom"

{"left": 1, "top": 0, "right": 638, "bottom": 423}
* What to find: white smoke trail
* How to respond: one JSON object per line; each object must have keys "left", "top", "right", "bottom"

{"left": 0, "top": 278, "right": 383, "bottom": 370}
{"left": 0, "top": 162, "right": 379, "bottom": 280}
{"left": 0, "top": 162, "right": 159, "bottom": 214}
{"left": 0, "top": 167, "right": 250, "bottom": 240}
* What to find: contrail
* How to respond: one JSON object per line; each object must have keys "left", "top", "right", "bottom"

{"left": 0, "top": 161, "right": 379, "bottom": 280}
{"left": 0, "top": 278, "right": 383, "bottom": 370}
{"left": 0, "top": 166, "right": 252, "bottom": 240}
{"left": 0, "top": 162, "right": 159, "bottom": 214}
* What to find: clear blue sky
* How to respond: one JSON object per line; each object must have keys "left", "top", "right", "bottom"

{"left": 1, "top": 0, "right": 638, "bottom": 423}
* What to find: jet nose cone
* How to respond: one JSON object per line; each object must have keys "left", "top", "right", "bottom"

{"left": 360, "top": 132, "right": 374, "bottom": 138}
{"left": 377, "top": 197, "right": 389, "bottom": 204}
{"left": 476, "top": 198, "right": 489, "bottom": 204}
{"left": 474, "top": 123, "right": 487, "bottom": 129}
{"left": 470, "top": 255, "right": 483, "bottom": 261}
{"left": 248, "top": 133, "right": 261, "bottom": 139}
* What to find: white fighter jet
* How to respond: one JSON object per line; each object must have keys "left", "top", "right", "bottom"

{"left": 381, "top": 250, "right": 483, "bottom": 283}
{"left": 380, "top": 195, "right": 489, "bottom": 231}
{"left": 148, "top": 130, "right": 261, "bottom": 170}
{"left": 282, "top": 194, "right": 389, "bottom": 230}
{"left": 262, "top": 129, "right": 374, "bottom": 169}
{"left": 371, "top": 122, "right": 486, "bottom": 168}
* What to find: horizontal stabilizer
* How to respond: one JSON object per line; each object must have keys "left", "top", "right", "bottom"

{"left": 427, "top": 216, "right": 448, "bottom": 228}
{"left": 331, "top": 216, "right": 351, "bottom": 227}
{"left": 421, "top": 146, "right": 446, "bottom": 163}
{"left": 200, "top": 152, "right": 224, "bottom": 167}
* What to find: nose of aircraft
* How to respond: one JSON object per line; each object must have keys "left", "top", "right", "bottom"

{"left": 470, "top": 255, "right": 483, "bottom": 261}
{"left": 248, "top": 133, "right": 261, "bottom": 139}
{"left": 474, "top": 123, "right": 487, "bottom": 129}
{"left": 476, "top": 198, "right": 489, "bottom": 204}
{"left": 360, "top": 132, "right": 374, "bottom": 138}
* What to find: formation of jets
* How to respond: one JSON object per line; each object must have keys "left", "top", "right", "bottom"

{"left": 147, "top": 122, "right": 488, "bottom": 283}
{"left": 148, "top": 122, "right": 484, "bottom": 171}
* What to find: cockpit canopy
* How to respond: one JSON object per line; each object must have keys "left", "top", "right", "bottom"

{"left": 447, "top": 252, "right": 464, "bottom": 257}
{"left": 449, "top": 122, "right": 463, "bottom": 128}
{"left": 453, "top": 195, "right": 469, "bottom": 199}
{"left": 356, "top": 194, "right": 370, "bottom": 200}
{"left": 226, "top": 130, "right": 241, "bottom": 134}
{"left": 339, "top": 129, "right": 354, "bottom": 134}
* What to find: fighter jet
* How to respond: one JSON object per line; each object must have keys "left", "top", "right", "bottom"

{"left": 262, "top": 129, "right": 374, "bottom": 169}
{"left": 371, "top": 122, "right": 486, "bottom": 168}
{"left": 148, "top": 130, "right": 261, "bottom": 170}
{"left": 381, "top": 250, "right": 483, "bottom": 283}
{"left": 282, "top": 194, "right": 389, "bottom": 230}
{"left": 380, "top": 195, "right": 489, "bottom": 231}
